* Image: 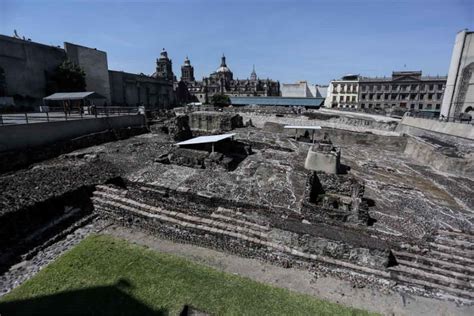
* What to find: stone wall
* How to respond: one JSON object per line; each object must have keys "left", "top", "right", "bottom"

{"left": 236, "top": 112, "right": 399, "bottom": 135}
{"left": 404, "top": 136, "right": 474, "bottom": 177}
{"left": 189, "top": 111, "right": 243, "bottom": 133}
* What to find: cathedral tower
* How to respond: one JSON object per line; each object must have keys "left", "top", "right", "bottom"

{"left": 154, "top": 48, "right": 174, "bottom": 81}
{"left": 181, "top": 56, "right": 195, "bottom": 82}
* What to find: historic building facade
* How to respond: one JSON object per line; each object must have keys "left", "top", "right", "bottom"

{"left": 326, "top": 75, "right": 360, "bottom": 109}
{"left": 358, "top": 71, "right": 447, "bottom": 114}
{"left": 179, "top": 55, "right": 280, "bottom": 103}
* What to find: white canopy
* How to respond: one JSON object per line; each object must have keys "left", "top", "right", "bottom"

{"left": 176, "top": 133, "right": 235, "bottom": 146}
{"left": 284, "top": 125, "right": 322, "bottom": 130}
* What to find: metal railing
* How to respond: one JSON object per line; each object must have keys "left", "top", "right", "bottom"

{"left": 0, "top": 106, "right": 140, "bottom": 126}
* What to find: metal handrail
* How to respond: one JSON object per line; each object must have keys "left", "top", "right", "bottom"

{"left": 0, "top": 106, "right": 140, "bottom": 126}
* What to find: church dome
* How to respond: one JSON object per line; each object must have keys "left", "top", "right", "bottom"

{"left": 216, "top": 66, "right": 232, "bottom": 73}
{"left": 216, "top": 54, "right": 232, "bottom": 74}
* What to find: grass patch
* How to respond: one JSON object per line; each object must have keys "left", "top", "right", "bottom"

{"left": 0, "top": 234, "right": 376, "bottom": 315}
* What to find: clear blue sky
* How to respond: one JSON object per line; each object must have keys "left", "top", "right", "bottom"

{"left": 1, "top": 0, "right": 473, "bottom": 84}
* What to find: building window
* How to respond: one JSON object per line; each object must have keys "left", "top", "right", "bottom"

{"left": 437, "top": 93, "right": 442, "bottom": 99}
{"left": 420, "top": 84, "right": 425, "bottom": 91}
{"left": 368, "top": 104, "right": 373, "bottom": 108}
{"left": 333, "top": 96, "right": 337, "bottom": 101}
{"left": 384, "top": 84, "right": 389, "bottom": 90}
{"left": 376, "top": 85, "right": 381, "bottom": 91}
{"left": 362, "top": 94, "right": 366, "bottom": 100}
{"left": 392, "top": 104, "right": 396, "bottom": 107}
{"left": 429, "top": 84, "right": 434, "bottom": 90}
{"left": 435, "top": 104, "right": 441, "bottom": 110}
{"left": 427, "top": 104, "right": 432, "bottom": 109}
{"left": 340, "top": 96, "right": 345, "bottom": 101}
{"left": 428, "top": 94, "right": 433, "bottom": 100}
{"left": 418, "top": 104, "right": 423, "bottom": 109}
{"left": 410, "top": 104, "right": 415, "bottom": 109}
{"left": 352, "top": 96, "right": 356, "bottom": 102}
{"left": 361, "top": 103, "right": 365, "bottom": 108}
{"left": 419, "top": 94, "right": 425, "bottom": 100}
{"left": 437, "top": 84, "right": 443, "bottom": 90}
{"left": 384, "top": 94, "right": 389, "bottom": 100}
{"left": 369, "top": 94, "right": 374, "bottom": 100}
{"left": 376, "top": 94, "right": 381, "bottom": 100}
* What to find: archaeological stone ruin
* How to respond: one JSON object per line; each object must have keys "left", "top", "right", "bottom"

{"left": 0, "top": 107, "right": 473, "bottom": 306}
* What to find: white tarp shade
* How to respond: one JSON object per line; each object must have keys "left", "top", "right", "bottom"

{"left": 284, "top": 125, "right": 322, "bottom": 130}
{"left": 176, "top": 133, "right": 235, "bottom": 146}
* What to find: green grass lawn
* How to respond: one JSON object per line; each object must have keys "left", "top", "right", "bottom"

{"left": 0, "top": 234, "right": 376, "bottom": 315}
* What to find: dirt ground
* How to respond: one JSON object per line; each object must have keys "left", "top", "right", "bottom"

{"left": 104, "top": 225, "right": 473, "bottom": 316}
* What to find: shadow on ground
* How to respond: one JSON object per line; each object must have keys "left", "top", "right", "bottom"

{"left": 0, "top": 279, "right": 166, "bottom": 316}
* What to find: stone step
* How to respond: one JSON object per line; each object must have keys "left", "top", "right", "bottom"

{"left": 92, "top": 195, "right": 268, "bottom": 240}
{"left": 211, "top": 209, "right": 270, "bottom": 233}
{"left": 388, "top": 265, "right": 473, "bottom": 291}
{"left": 437, "top": 229, "right": 474, "bottom": 243}
{"left": 396, "top": 259, "right": 474, "bottom": 282}
{"left": 93, "top": 197, "right": 392, "bottom": 281}
{"left": 96, "top": 184, "right": 126, "bottom": 195}
{"left": 213, "top": 207, "right": 269, "bottom": 229}
{"left": 393, "top": 250, "right": 474, "bottom": 275}
{"left": 434, "top": 235, "right": 474, "bottom": 251}
{"left": 428, "top": 248, "right": 474, "bottom": 266}
{"left": 429, "top": 242, "right": 474, "bottom": 258}
{"left": 390, "top": 271, "right": 474, "bottom": 300}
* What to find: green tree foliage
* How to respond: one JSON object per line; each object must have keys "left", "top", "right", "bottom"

{"left": 48, "top": 60, "right": 86, "bottom": 93}
{"left": 211, "top": 93, "right": 230, "bottom": 107}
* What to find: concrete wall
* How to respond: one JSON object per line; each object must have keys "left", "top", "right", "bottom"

{"left": 64, "top": 43, "right": 111, "bottom": 104}
{"left": 441, "top": 30, "right": 474, "bottom": 117}
{"left": 0, "top": 115, "right": 146, "bottom": 152}
{"left": 398, "top": 116, "right": 474, "bottom": 140}
{"left": 281, "top": 82, "right": 310, "bottom": 97}
{"left": 0, "top": 35, "right": 66, "bottom": 105}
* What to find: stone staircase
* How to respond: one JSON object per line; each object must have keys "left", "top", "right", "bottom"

{"left": 91, "top": 184, "right": 392, "bottom": 280}
{"left": 390, "top": 229, "right": 474, "bottom": 301}
{"left": 91, "top": 185, "right": 474, "bottom": 302}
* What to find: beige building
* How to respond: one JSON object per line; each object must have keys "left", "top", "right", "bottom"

{"left": 326, "top": 75, "right": 359, "bottom": 108}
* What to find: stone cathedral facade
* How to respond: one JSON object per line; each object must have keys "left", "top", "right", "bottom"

{"left": 180, "top": 55, "right": 280, "bottom": 103}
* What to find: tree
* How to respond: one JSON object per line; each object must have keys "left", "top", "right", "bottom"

{"left": 211, "top": 93, "right": 230, "bottom": 107}
{"left": 48, "top": 60, "right": 86, "bottom": 93}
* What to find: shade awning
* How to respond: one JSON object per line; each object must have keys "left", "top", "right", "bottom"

{"left": 176, "top": 133, "right": 236, "bottom": 146}
{"left": 284, "top": 125, "right": 322, "bottom": 130}
{"left": 43, "top": 92, "right": 106, "bottom": 101}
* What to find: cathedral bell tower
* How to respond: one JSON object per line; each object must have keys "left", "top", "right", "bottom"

{"left": 181, "top": 56, "right": 195, "bottom": 82}
{"left": 154, "top": 48, "right": 174, "bottom": 82}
